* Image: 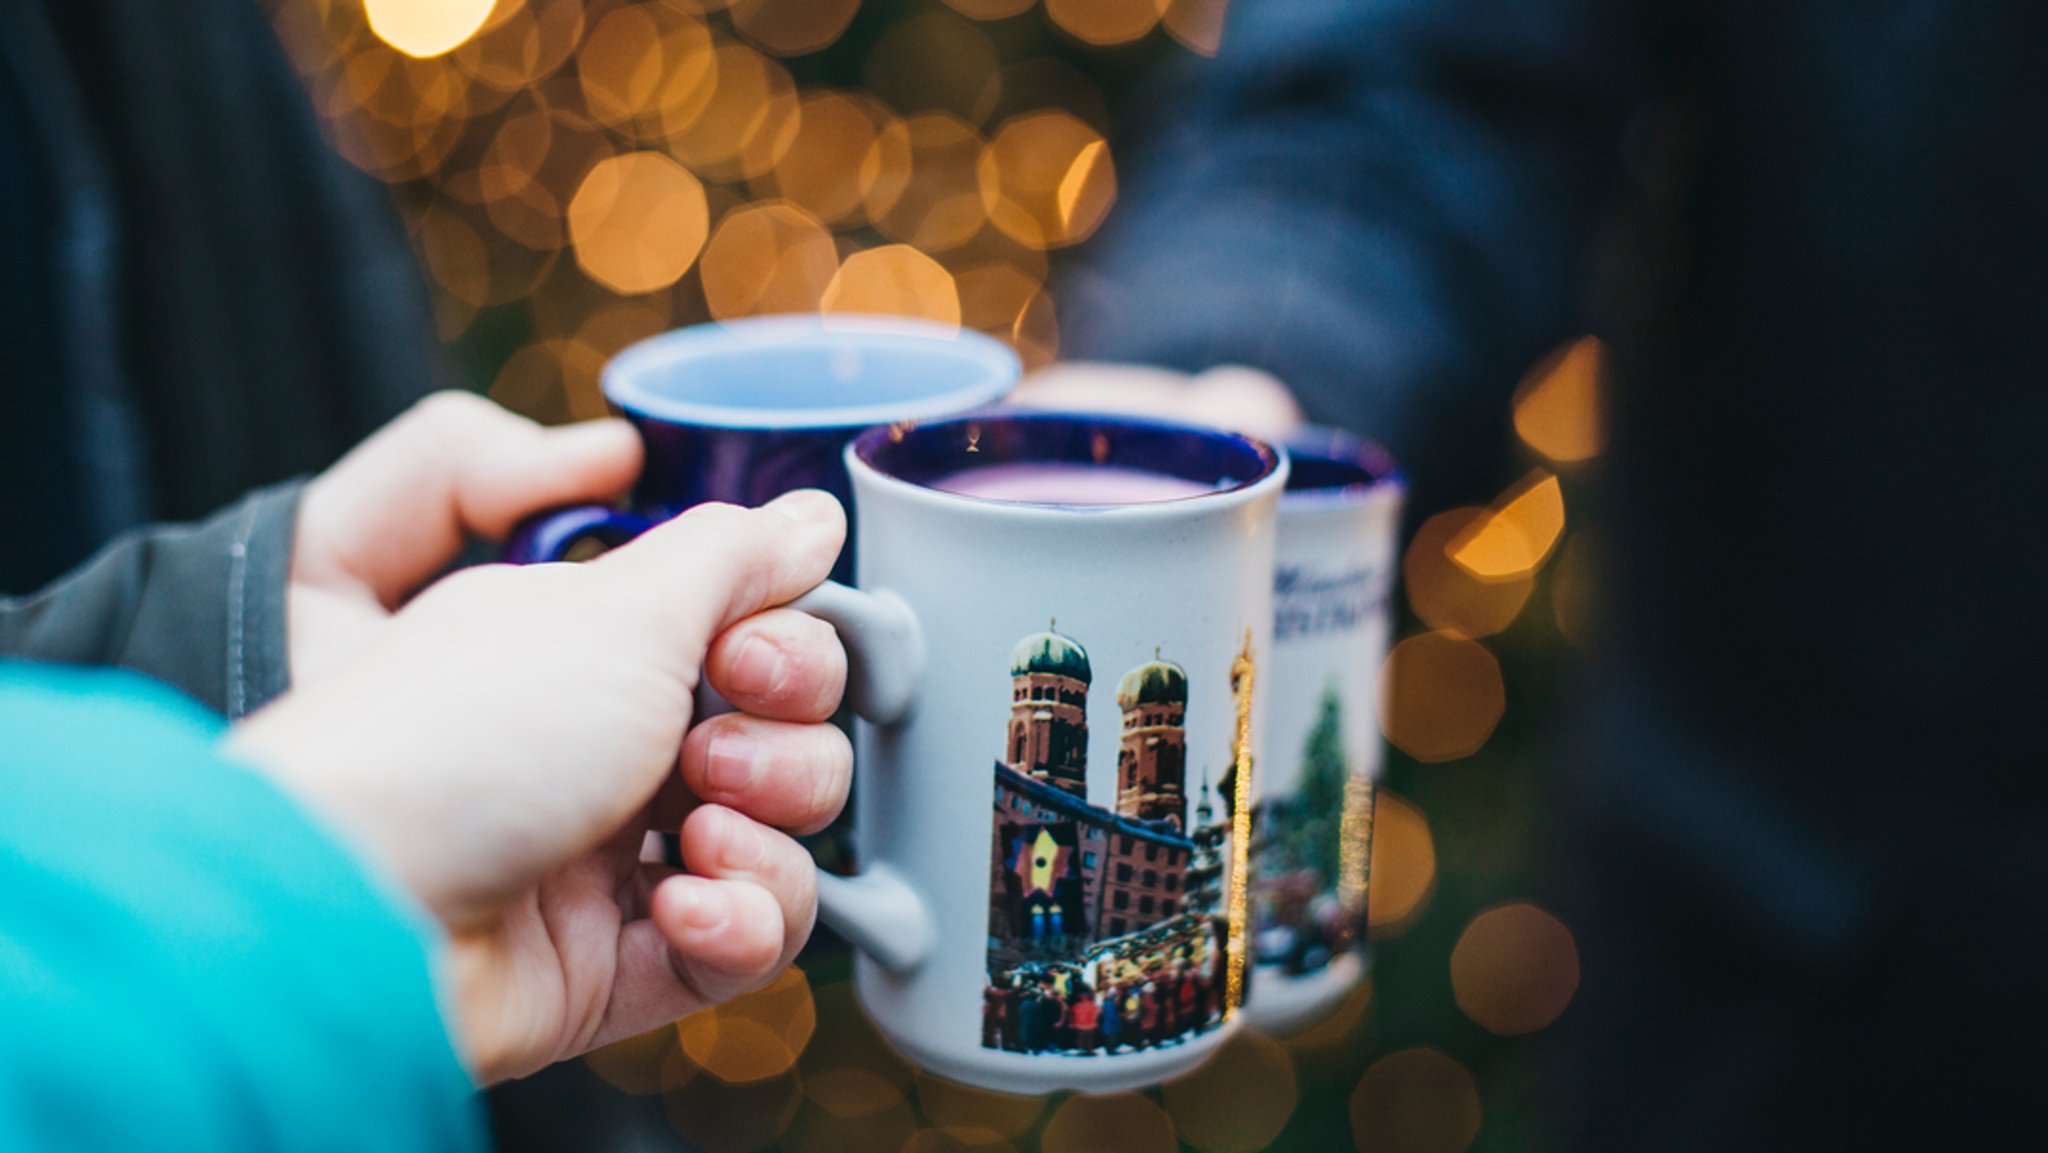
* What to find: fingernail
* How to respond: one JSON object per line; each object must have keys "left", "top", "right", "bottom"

{"left": 720, "top": 809, "right": 768, "bottom": 869}
{"left": 766, "top": 488, "right": 841, "bottom": 527}
{"left": 725, "top": 635, "right": 786, "bottom": 699}
{"left": 703, "top": 729, "right": 759, "bottom": 794}
{"left": 668, "top": 880, "right": 729, "bottom": 932}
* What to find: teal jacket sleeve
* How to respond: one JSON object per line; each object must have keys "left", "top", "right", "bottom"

{"left": 0, "top": 664, "right": 487, "bottom": 1153}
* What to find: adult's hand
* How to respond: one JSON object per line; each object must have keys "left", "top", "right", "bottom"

{"left": 1010, "top": 361, "right": 1305, "bottom": 443}
{"left": 286, "top": 391, "right": 644, "bottom": 687}
{"left": 227, "top": 491, "right": 851, "bottom": 1084}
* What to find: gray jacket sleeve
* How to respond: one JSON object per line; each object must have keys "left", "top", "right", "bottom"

{"left": 0, "top": 480, "right": 301, "bottom": 718}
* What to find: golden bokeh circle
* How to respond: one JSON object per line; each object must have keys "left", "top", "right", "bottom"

{"left": 1160, "top": 1029, "right": 1299, "bottom": 1153}
{"left": 1513, "top": 336, "right": 1606, "bottom": 463}
{"left": 913, "top": 1071, "right": 1046, "bottom": 1139}
{"left": 732, "top": 0, "right": 861, "bottom": 57}
{"left": 824, "top": 245, "right": 962, "bottom": 327}
{"left": 667, "top": 43, "right": 800, "bottom": 181}
{"left": 1040, "top": 1093, "right": 1178, "bottom": 1153}
{"left": 1366, "top": 791, "right": 1437, "bottom": 934}
{"left": 1163, "top": 0, "right": 1230, "bottom": 55}
{"left": 567, "top": 151, "right": 709, "bottom": 294}
{"left": 582, "top": 1025, "right": 677, "bottom": 1096}
{"left": 787, "top": 1098, "right": 919, "bottom": 1153}
{"left": 364, "top": 0, "right": 495, "bottom": 58}
{"left": 805, "top": 1068, "right": 908, "bottom": 1120}
{"left": 1403, "top": 508, "right": 1533, "bottom": 638}
{"left": 941, "top": 0, "right": 1035, "bottom": 19}
{"left": 977, "top": 111, "right": 1116, "bottom": 249}
{"left": 760, "top": 91, "right": 889, "bottom": 226}
{"left": 1349, "top": 1047, "right": 1482, "bottom": 1153}
{"left": 1450, "top": 902, "right": 1582, "bottom": 1035}
{"left": 1378, "top": 632, "right": 1507, "bottom": 763}
{"left": 872, "top": 114, "right": 990, "bottom": 252}
{"left": 701, "top": 201, "right": 840, "bottom": 319}
{"left": 577, "top": 5, "right": 667, "bottom": 129}
{"left": 1044, "top": 0, "right": 1170, "bottom": 46}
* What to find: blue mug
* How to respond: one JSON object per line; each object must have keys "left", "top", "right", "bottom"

{"left": 505, "top": 315, "right": 1020, "bottom": 577}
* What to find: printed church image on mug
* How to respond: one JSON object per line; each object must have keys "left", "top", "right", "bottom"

{"left": 983, "top": 625, "right": 1233, "bottom": 1057}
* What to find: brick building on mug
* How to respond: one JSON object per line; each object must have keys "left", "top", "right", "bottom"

{"left": 988, "top": 629, "right": 1225, "bottom": 966}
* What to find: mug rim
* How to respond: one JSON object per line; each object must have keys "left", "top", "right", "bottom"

{"left": 601, "top": 315, "right": 1020, "bottom": 430}
{"left": 1279, "top": 425, "right": 1406, "bottom": 507}
{"left": 847, "top": 410, "right": 1289, "bottom": 517}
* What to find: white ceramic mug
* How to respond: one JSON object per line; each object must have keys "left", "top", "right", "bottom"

{"left": 1240, "top": 428, "right": 1404, "bottom": 1031}
{"left": 794, "top": 411, "right": 1287, "bottom": 1094}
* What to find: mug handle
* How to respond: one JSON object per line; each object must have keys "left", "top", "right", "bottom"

{"left": 786, "top": 581, "right": 936, "bottom": 975}
{"left": 503, "top": 514, "right": 940, "bottom": 976}
{"left": 504, "top": 505, "right": 659, "bottom": 564}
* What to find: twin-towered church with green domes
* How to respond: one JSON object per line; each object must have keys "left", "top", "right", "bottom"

{"left": 985, "top": 625, "right": 1232, "bottom": 1055}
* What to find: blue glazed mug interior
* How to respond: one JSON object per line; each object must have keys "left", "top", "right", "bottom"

{"left": 602, "top": 315, "right": 1020, "bottom": 430}
{"left": 1279, "top": 427, "right": 1402, "bottom": 500}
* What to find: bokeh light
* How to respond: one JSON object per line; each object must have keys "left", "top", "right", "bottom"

{"left": 701, "top": 201, "right": 839, "bottom": 318}
{"left": 784, "top": 1094, "right": 918, "bottom": 1153}
{"left": 451, "top": 0, "right": 585, "bottom": 94}
{"left": 1163, "top": 0, "right": 1230, "bottom": 55}
{"left": 664, "top": 1061, "right": 804, "bottom": 1152}
{"left": 1551, "top": 532, "right": 1599, "bottom": 643}
{"left": 1513, "top": 335, "right": 1606, "bottom": 462}
{"left": 567, "top": 150, "right": 709, "bottom": 293}
{"left": 1403, "top": 508, "right": 1534, "bottom": 638}
{"left": 978, "top": 111, "right": 1117, "bottom": 248}
{"left": 872, "top": 114, "right": 991, "bottom": 251}
{"left": 732, "top": 0, "right": 861, "bottom": 58}
{"left": 1378, "top": 632, "right": 1507, "bottom": 763}
{"left": 799, "top": 981, "right": 915, "bottom": 1083}
{"left": 1449, "top": 470, "right": 1566, "bottom": 580}
{"left": 1160, "top": 1029, "right": 1299, "bottom": 1153}
{"left": 1283, "top": 975, "right": 1374, "bottom": 1055}
{"left": 1045, "top": 0, "right": 1172, "bottom": 46}
{"left": 1040, "top": 1093, "right": 1178, "bottom": 1153}
{"left": 824, "top": 245, "right": 962, "bottom": 326}
{"left": 863, "top": 11, "right": 1000, "bottom": 120}
{"left": 1366, "top": 791, "right": 1437, "bottom": 934}
{"left": 941, "top": 0, "right": 1036, "bottom": 20}
{"left": 365, "top": 0, "right": 496, "bottom": 58}
{"left": 666, "top": 43, "right": 800, "bottom": 180}
{"left": 1348, "top": 1047, "right": 1482, "bottom": 1153}
{"left": 675, "top": 965, "right": 817, "bottom": 1085}
{"left": 582, "top": 1024, "right": 676, "bottom": 1095}
{"left": 914, "top": 1072, "right": 1046, "bottom": 1140}
{"left": 1450, "top": 902, "right": 1582, "bottom": 1035}
{"left": 758, "top": 92, "right": 889, "bottom": 225}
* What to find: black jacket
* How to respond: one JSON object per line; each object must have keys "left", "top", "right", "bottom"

{"left": 0, "top": 0, "right": 440, "bottom": 713}
{"left": 1066, "top": 0, "right": 2048, "bottom": 1143}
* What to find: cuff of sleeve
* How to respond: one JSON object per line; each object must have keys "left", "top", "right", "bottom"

{"left": 227, "top": 480, "right": 304, "bottom": 718}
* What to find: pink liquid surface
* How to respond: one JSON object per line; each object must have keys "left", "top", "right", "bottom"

{"left": 932, "top": 462, "right": 1219, "bottom": 505}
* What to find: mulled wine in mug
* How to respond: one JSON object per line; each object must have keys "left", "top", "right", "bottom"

{"left": 788, "top": 412, "right": 1288, "bottom": 1094}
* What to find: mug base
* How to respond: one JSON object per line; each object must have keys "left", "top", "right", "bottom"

{"left": 866, "top": 1005, "right": 1240, "bottom": 1096}
{"left": 1239, "top": 950, "right": 1369, "bottom": 1035}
